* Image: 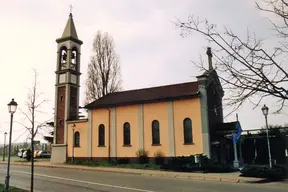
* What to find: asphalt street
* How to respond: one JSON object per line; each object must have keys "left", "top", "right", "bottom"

{"left": 0, "top": 164, "right": 286, "bottom": 192}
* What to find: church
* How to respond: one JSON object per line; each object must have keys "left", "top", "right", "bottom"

{"left": 50, "top": 13, "right": 241, "bottom": 164}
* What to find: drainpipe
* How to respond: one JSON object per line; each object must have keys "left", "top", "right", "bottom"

{"left": 106, "top": 108, "right": 111, "bottom": 162}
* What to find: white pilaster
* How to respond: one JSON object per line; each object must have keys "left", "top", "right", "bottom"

{"left": 138, "top": 104, "right": 144, "bottom": 149}
{"left": 168, "top": 101, "right": 175, "bottom": 156}
{"left": 88, "top": 110, "right": 92, "bottom": 157}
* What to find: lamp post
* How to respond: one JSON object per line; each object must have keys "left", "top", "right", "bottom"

{"left": 261, "top": 104, "right": 272, "bottom": 168}
{"left": 233, "top": 133, "right": 239, "bottom": 169}
{"left": 3, "top": 132, "right": 7, "bottom": 161}
{"left": 4, "top": 98, "right": 17, "bottom": 192}
{"left": 72, "top": 124, "right": 76, "bottom": 163}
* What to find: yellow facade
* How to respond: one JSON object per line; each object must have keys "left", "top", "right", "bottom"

{"left": 91, "top": 108, "right": 109, "bottom": 158}
{"left": 143, "top": 102, "right": 170, "bottom": 157}
{"left": 67, "top": 120, "right": 88, "bottom": 157}
{"left": 116, "top": 105, "right": 139, "bottom": 157}
{"left": 173, "top": 98, "right": 203, "bottom": 156}
{"left": 67, "top": 98, "right": 204, "bottom": 159}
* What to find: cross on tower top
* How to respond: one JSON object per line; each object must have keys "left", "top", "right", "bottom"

{"left": 69, "top": 4, "right": 73, "bottom": 14}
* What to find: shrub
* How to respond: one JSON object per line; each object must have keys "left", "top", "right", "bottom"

{"left": 154, "top": 150, "right": 164, "bottom": 157}
{"left": 240, "top": 164, "right": 286, "bottom": 181}
{"left": 136, "top": 149, "right": 148, "bottom": 157}
{"left": 154, "top": 150, "right": 165, "bottom": 165}
{"left": 116, "top": 157, "right": 130, "bottom": 164}
{"left": 136, "top": 149, "right": 149, "bottom": 164}
{"left": 160, "top": 155, "right": 237, "bottom": 173}
{"left": 161, "top": 155, "right": 199, "bottom": 172}
{"left": 200, "top": 155, "right": 237, "bottom": 173}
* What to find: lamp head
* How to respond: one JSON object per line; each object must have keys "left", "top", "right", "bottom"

{"left": 8, "top": 98, "right": 18, "bottom": 114}
{"left": 261, "top": 104, "right": 269, "bottom": 116}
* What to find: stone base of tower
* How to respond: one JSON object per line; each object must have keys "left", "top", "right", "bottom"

{"left": 50, "top": 144, "right": 67, "bottom": 164}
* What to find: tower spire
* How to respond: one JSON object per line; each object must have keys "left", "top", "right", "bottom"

{"left": 56, "top": 9, "right": 83, "bottom": 45}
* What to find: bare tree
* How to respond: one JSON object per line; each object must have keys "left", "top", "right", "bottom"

{"left": 256, "top": 0, "right": 288, "bottom": 38}
{"left": 16, "top": 69, "right": 50, "bottom": 192}
{"left": 85, "top": 30, "right": 122, "bottom": 105}
{"left": 175, "top": 1, "right": 288, "bottom": 116}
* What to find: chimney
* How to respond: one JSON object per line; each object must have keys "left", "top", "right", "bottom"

{"left": 206, "top": 47, "right": 213, "bottom": 70}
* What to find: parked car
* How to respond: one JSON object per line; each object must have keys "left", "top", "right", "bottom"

{"left": 37, "top": 151, "right": 51, "bottom": 158}
{"left": 18, "top": 149, "right": 26, "bottom": 158}
{"left": 22, "top": 150, "right": 27, "bottom": 158}
{"left": 34, "top": 150, "right": 39, "bottom": 158}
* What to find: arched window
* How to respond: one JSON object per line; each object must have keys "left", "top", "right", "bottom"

{"left": 183, "top": 118, "right": 193, "bottom": 144}
{"left": 59, "top": 46, "right": 68, "bottom": 70}
{"left": 71, "top": 47, "right": 78, "bottom": 70}
{"left": 123, "top": 122, "right": 131, "bottom": 145}
{"left": 152, "top": 120, "right": 160, "bottom": 145}
{"left": 98, "top": 124, "right": 105, "bottom": 146}
{"left": 74, "top": 131, "right": 80, "bottom": 147}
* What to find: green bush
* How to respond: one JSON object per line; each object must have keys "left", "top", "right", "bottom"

{"left": 161, "top": 155, "right": 236, "bottom": 173}
{"left": 240, "top": 164, "right": 286, "bottom": 181}
{"left": 154, "top": 150, "right": 165, "bottom": 165}
{"left": 136, "top": 149, "right": 149, "bottom": 164}
{"left": 201, "top": 156, "right": 237, "bottom": 173}
{"left": 116, "top": 158, "right": 130, "bottom": 164}
{"left": 68, "top": 159, "right": 160, "bottom": 170}
{"left": 0, "top": 183, "right": 28, "bottom": 192}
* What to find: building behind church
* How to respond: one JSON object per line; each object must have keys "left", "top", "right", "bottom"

{"left": 51, "top": 13, "right": 239, "bottom": 164}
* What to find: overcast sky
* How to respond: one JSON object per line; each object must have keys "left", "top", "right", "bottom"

{"left": 0, "top": 0, "right": 287, "bottom": 144}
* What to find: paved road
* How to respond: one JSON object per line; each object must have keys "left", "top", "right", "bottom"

{"left": 0, "top": 164, "right": 286, "bottom": 192}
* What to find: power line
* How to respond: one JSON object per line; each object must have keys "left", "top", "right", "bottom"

{"left": 11, "top": 129, "right": 29, "bottom": 144}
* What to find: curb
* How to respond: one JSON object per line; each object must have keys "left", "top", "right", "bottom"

{"left": 0, "top": 162, "right": 285, "bottom": 185}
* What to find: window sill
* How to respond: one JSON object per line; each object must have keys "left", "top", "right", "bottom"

{"left": 151, "top": 144, "right": 161, "bottom": 146}
{"left": 98, "top": 145, "right": 106, "bottom": 147}
{"left": 73, "top": 146, "right": 81, "bottom": 148}
{"left": 183, "top": 143, "right": 194, "bottom": 145}
{"left": 123, "top": 145, "right": 132, "bottom": 147}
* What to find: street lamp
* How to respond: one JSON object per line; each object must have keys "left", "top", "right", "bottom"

{"left": 4, "top": 98, "right": 17, "bottom": 192}
{"left": 3, "top": 132, "right": 7, "bottom": 161}
{"left": 72, "top": 124, "right": 76, "bottom": 163}
{"left": 261, "top": 104, "right": 272, "bottom": 168}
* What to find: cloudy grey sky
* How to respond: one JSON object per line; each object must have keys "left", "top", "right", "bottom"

{"left": 0, "top": 0, "right": 286, "bottom": 144}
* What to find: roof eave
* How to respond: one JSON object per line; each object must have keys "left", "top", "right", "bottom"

{"left": 85, "top": 93, "right": 200, "bottom": 110}
{"left": 56, "top": 36, "right": 83, "bottom": 45}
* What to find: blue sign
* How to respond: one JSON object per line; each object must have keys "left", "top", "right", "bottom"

{"left": 233, "top": 121, "right": 242, "bottom": 145}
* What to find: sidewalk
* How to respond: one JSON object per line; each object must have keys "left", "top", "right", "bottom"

{"left": 0, "top": 160, "right": 287, "bottom": 186}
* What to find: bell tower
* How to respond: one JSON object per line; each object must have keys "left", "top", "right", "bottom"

{"left": 54, "top": 13, "right": 83, "bottom": 145}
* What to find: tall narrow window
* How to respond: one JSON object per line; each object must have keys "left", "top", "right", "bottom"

{"left": 123, "top": 122, "right": 131, "bottom": 145}
{"left": 152, "top": 120, "right": 160, "bottom": 145}
{"left": 59, "top": 46, "right": 68, "bottom": 70}
{"left": 74, "top": 131, "right": 80, "bottom": 147}
{"left": 98, "top": 124, "right": 105, "bottom": 146}
{"left": 183, "top": 118, "right": 193, "bottom": 144}
{"left": 71, "top": 47, "right": 78, "bottom": 71}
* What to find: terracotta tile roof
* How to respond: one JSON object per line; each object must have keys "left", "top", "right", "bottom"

{"left": 85, "top": 81, "right": 200, "bottom": 109}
